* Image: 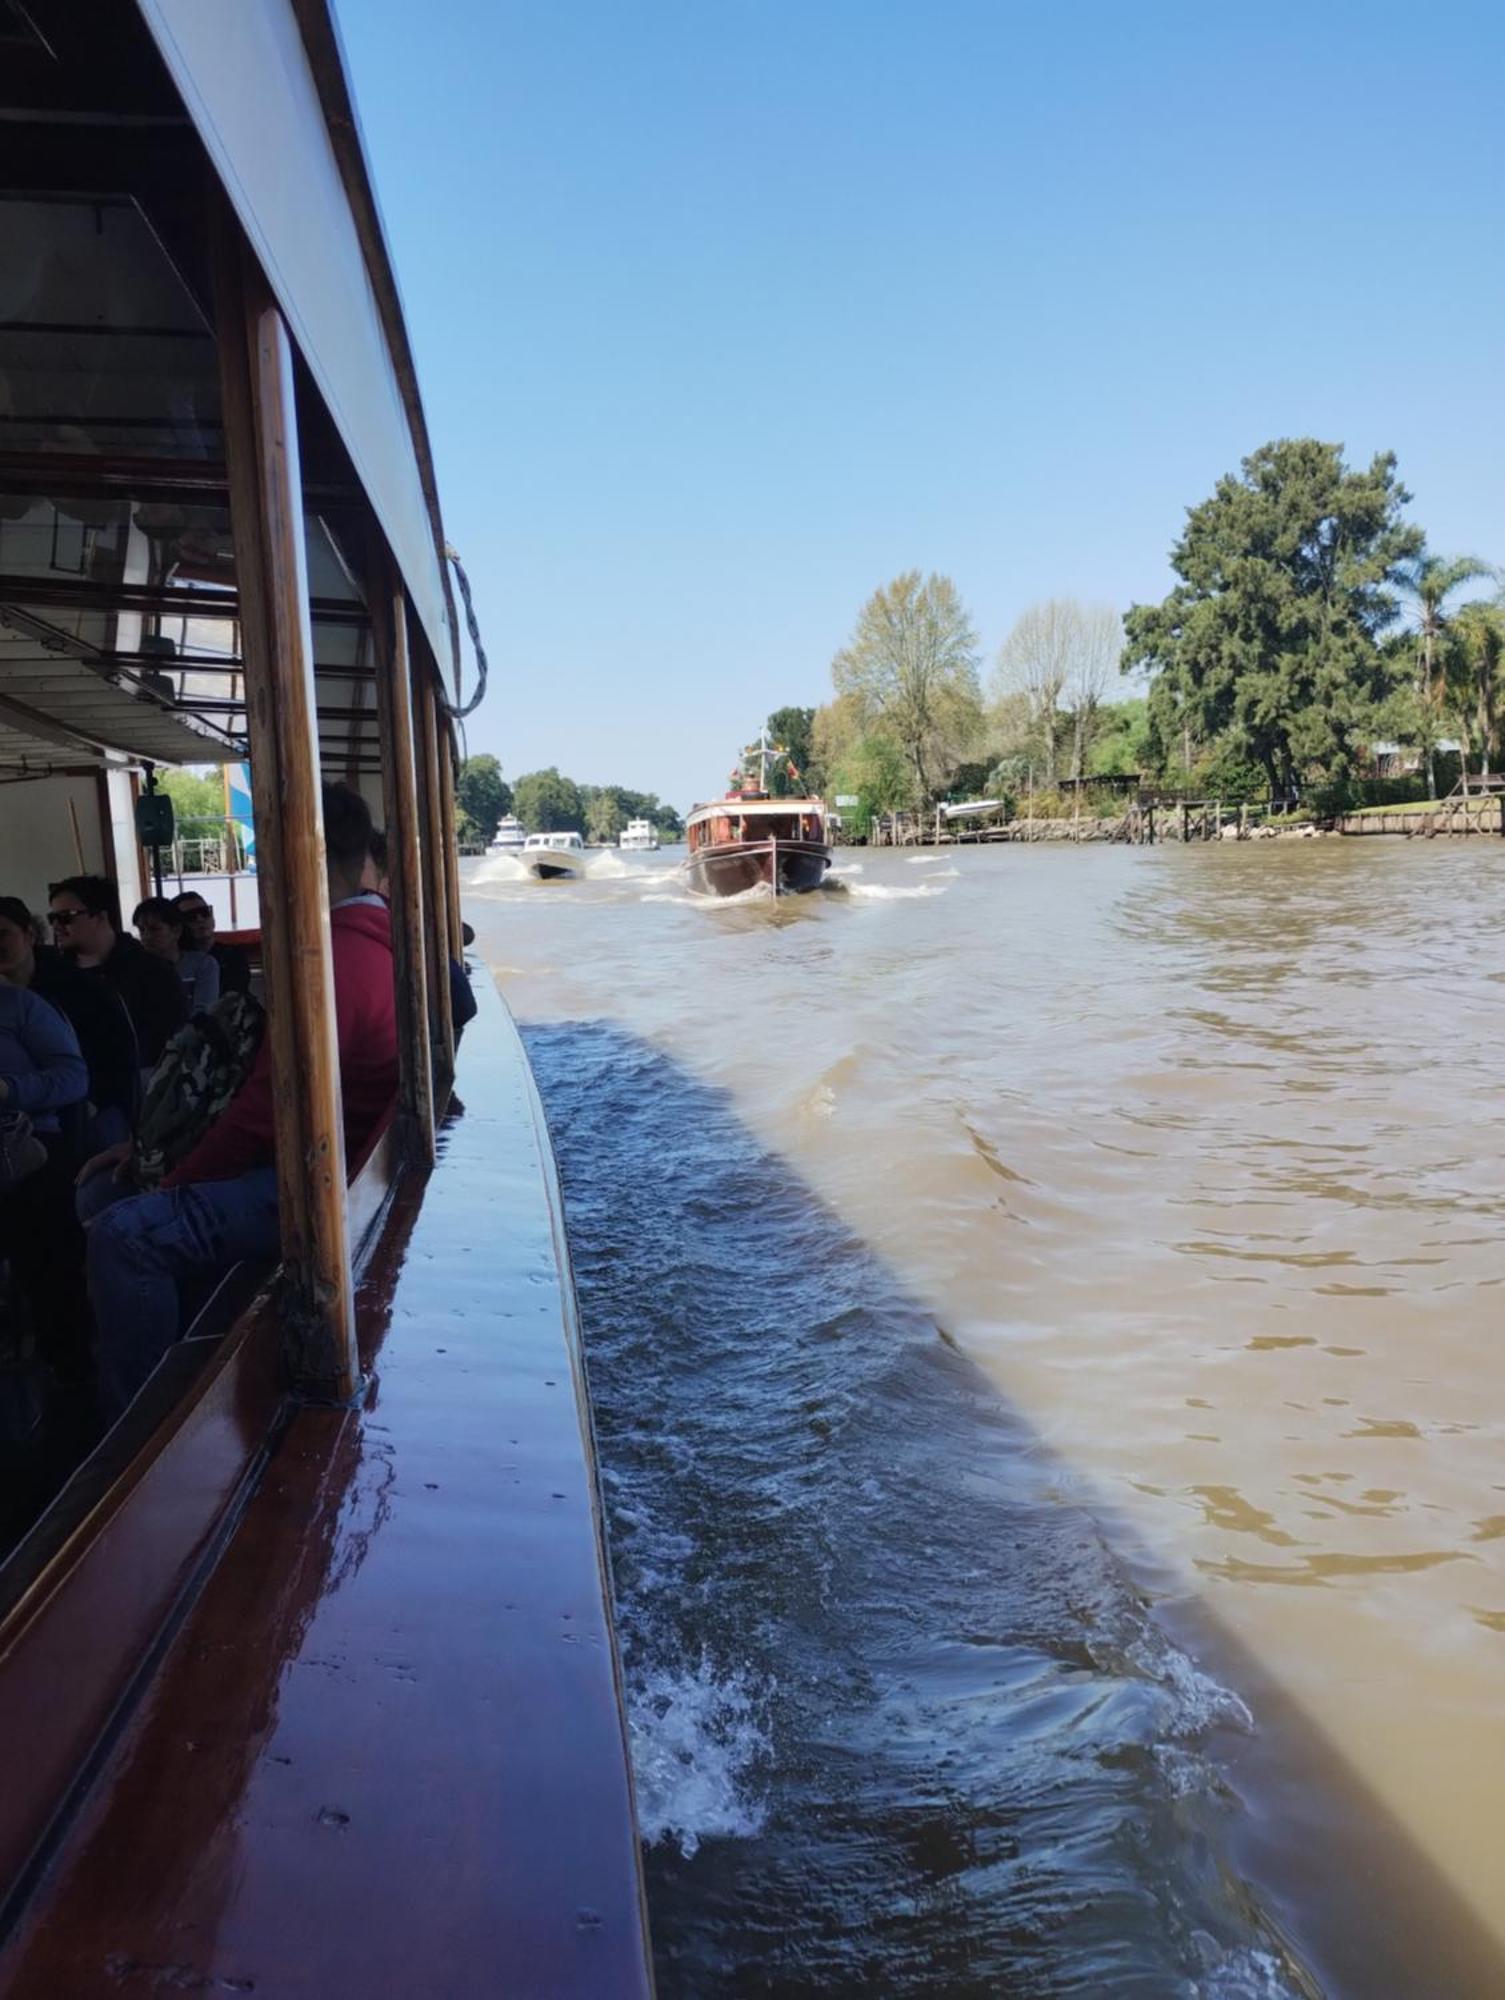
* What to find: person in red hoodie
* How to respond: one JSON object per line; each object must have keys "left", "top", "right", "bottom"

{"left": 83, "top": 783, "right": 398, "bottom": 1421}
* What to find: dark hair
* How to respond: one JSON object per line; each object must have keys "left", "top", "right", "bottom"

{"left": 322, "top": 782, "right": 374, "bottom": 875}
{"left": 369, "top": 828, "right": 389, "bottom": 872}
{"left": 0, "top": 895, "right": 34, "bottom": 933}
{"left": 133, "top": 896, "right": 184, "bottom": 934}
{"left": 171, "top": 889, "right": 210, "bottom": 914}
{"left": 50, "top": 874, "right": 120, "bottom": 931}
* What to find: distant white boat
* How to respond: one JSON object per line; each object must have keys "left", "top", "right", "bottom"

{"left": 489, "top": 815, "right": 526, "bottom": 851}
{"left": 619, "top": 818, "right": 659, "bottom": 852}
{"left": 520, "top": 830, "right": 585, "bottom": 880}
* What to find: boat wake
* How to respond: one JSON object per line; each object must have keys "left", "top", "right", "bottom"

{"left": 842, "top": 878, "right": 952, "bottom": 900}
{"left": 524, "top": 1022, "right": 1311, "bottom": 1999}
{"left": 587, "top": 850, "right": 659, "bottom": 880}
{"left": 623, "top": 1650, "right": 772, "bottom": 1859}
{"left": 469, "top": 853, "right": 530, "bottom": 886}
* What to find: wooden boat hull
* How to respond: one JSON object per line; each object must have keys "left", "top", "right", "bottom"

{"left": 684, "top": 837, "right": 831, "bottom": 898}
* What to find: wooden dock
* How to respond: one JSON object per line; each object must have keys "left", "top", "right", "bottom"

{"left": 1336, "top": 795, "right": 1505, "bottom": 838}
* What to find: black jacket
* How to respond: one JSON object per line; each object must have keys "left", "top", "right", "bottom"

{"left": 212, "top": 940, "right": 253, "bottom": 998}
{"left": 32, "top": 947, "right": 140, "bottom": 1121}
{"left": 91, "top": 933, "right": 187, "bottom": 1069}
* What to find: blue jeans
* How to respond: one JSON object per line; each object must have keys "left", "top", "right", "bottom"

{"left": 86, "top": 1169, "right": 280, "bottom": 1422}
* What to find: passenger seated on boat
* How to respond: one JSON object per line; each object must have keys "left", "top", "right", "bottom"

{"left": 0, "top": 898, "right": 140, "bottom": 1151}
{"left": 81, "top": 785, "right": 400, "bottom": 1422}
{"left": 134, "top": 896, "right": 220, "bottom": 1016}
{"left": 171, "top": 891, "right": 252, "bottom": 1000}
{"left": 47, "top": 875, "right": 187, "bottom": 1073}
{"left": 365, "top": 828, "right": 477, "bottom": 1040}
{"left": 0, "top": 980, "right": 92, "bottom": 1384}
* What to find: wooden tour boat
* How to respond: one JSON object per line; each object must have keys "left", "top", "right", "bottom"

{"left": 684, "top": 795, "right": 833, "bottom": 897}
{"left": 0, "top": 5, "right": 651, "bottom": 1994}
{"left": 684, "top": 733, "right": 832, "bottom": 898}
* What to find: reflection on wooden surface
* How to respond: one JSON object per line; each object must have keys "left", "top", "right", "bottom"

{"left": 0, "top": 982, "right": 650, "bottom": 1998}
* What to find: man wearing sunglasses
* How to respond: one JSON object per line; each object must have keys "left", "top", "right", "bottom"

{"left": 48, "top": 876, "right": 187, "bottom": 1073}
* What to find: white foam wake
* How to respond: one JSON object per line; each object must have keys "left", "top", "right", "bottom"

{"left": 843, "top": 880, "right": 950, "bottom": 901}
{"left": 470, "top": 853, "right": 529, "bottom": 885}
{"left": 629, "top": 1655, "right": 771, "bottom": 1857}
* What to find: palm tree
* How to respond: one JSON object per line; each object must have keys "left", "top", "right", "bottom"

{"left": 1448, "top": 596, "right": 1505, "bottom": 780}
{"left": 1396, "top": 553, "right": 1491, "bottom": 795}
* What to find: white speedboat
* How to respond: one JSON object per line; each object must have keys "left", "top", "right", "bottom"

{"left": 619, "top": 818, "right": 659, "bottom": 852}
{"left": 489, "top": 815, "right": 526, "bottom": 851}
{"left": 520, "top": 830, "right": 586, "bottom": 880}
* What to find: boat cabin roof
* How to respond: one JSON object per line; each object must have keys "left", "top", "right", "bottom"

{"left": 1, "top": 0, "right": 470, "bottom": 797}
{"left": 687, "top": 795, "right": 826, "bottom": 822}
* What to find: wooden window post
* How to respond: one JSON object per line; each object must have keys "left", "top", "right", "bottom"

{"left": 415, "top": 666, "right": 455, "bottom": 1082}
{"left": 370, "top": 552, "right": 435, "bottom": 1165}
{"left": 438, "top": 723, "right": 464, "bottom": 961}
{"left": 213, "top": 220, "right": 359, "bottom": 1403}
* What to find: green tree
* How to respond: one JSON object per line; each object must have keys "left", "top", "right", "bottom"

{"left": 1447, "top": 596, "right": 1505, "bottom": 779}
{"left": 766, "top": 706, "right": 821, "bottom": 794}
{"left": 993, "top": 599, "right": 1121, "bottom": 782}
{"left": 1123, "top": 439, "right": 1422, "bottom": 801}
{"left": 513, "top": 766, "right": 583, "bottom": 832}
{"left": 1394, "top": 553, "right": 1491, "bottom": 795}
{"left": 811, "top": 692, "right": 863, "bottom": 789}
{"left": 1085, "top": 697, "right": 1154, "bottom": 777}
{"left": 455, "top": 753, "right": 512, "bottom": 842}
{"left": 585, "top": 787, "right": 627, "bottom": 845}
{"left": 159, "top": 766, "right": 225, "bottom": 829}
{"left": 830, "top": 730, "right": 911, "bottom": 838}
{"left": 582, "top": 785, "right": 683, "bottom": 840}
{"left": 832, "top": 571, "right": 984, "bottom": 806}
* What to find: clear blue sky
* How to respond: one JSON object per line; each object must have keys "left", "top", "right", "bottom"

{"left": 340, "top": 0, "right": 1505, "bottom": 811}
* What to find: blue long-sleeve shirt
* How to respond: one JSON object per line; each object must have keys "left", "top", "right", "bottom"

{"left": 0, "top": 983, "right": 89, "bottom": 1133}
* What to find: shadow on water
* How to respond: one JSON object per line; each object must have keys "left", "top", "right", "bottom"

{"left": 525, "top": 1021, "right": 1503, "bottom": 2000}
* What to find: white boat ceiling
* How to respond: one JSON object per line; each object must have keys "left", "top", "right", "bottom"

{"left": 0, "top": 628, "right": 238, "bottom": 776}
{"left": 0, "top": 184, "right": 389, "bottom": 778}
{"left": 2, "top": 1, "right": 465, "bottom": 784}
{"left": 135, "top": 0, "right": 459, "bottom": 692}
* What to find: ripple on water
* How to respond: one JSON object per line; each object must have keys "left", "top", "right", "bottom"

{"left": 525, "top": 1021, "right": 1309, "bottom": 1997}
{"left": 467, "top": 842, "right": 1505, "bottom": 1988}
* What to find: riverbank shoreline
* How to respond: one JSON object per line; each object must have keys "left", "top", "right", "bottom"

{"left": 857, "top": 793, "right": 1505, "bottom": 846}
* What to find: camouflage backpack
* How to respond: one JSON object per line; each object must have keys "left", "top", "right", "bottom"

{"left": 135, "top": 990, "right": 266, "bottom": 1189}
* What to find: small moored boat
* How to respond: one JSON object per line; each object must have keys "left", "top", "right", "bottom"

{"left": 520, "top": 830, "right": 586, "bottom": 879}
{"left": 619, "top": 818, "right": 659, "bottom": 852}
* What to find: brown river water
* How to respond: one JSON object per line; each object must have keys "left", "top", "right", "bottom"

{"left": 465, "top": 838, "right": 1505, "bottom": 1996}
